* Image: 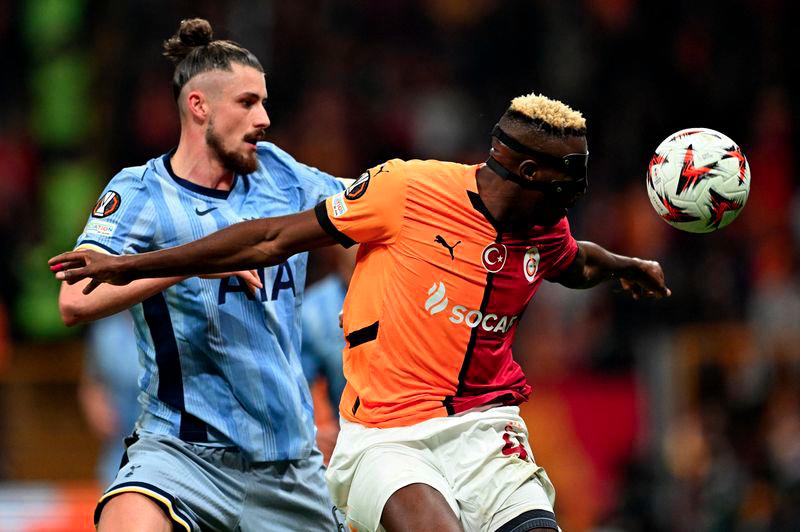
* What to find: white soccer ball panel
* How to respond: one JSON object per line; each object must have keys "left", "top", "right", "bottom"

{"left": 646, "top": 128, "right": 750, "bottom": 233}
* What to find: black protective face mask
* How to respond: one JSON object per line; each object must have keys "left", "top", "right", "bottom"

{"left": 488, "top": 124, "right": 589, "bottom": 199}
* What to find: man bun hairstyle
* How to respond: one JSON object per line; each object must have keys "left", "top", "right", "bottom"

{"left": 502, "top": 93, "right": 587, "bottom": 138}
{"left": 163, "top": 18, "right": 214, "bottom": 60}
{"left": 163, "top": 18, "right": 264, "bottom": 99}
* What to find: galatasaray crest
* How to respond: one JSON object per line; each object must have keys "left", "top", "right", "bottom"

{"left": 523, "top": 247, "right": 540, "bottom": 283}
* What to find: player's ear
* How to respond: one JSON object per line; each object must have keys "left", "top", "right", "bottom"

{"left": 519, "top": 160, "right": 538, "bottom": 181}
{"left": 186, "top": 90, "right": 209, "bottom": 121}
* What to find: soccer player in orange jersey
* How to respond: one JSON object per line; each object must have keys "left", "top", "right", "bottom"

{"left": 51, "top": 93, "right": 670, "bottom": 532}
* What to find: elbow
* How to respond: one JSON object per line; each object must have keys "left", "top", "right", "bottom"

{"left": 59, "top": 298, "right": 86, "bottom": 327}
{"left": 254, "top": 239, "right": 290, "bottom": 267}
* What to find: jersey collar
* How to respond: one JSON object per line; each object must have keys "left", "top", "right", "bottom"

{"left": 162, "top": 149, "right": 237, "bottom": 200}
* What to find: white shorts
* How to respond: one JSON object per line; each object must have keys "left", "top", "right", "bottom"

{"left": 325, "top": 406, "right": 557, "bottom": 532}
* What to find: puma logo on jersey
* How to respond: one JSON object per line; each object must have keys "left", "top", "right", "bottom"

{"left": 434, "top": 235, "right": 461, "bottom": 260}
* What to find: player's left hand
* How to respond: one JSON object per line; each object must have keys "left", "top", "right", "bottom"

{"left": 618, "top": 259, "right": 671, "bottom": 300}
{"left": 49, "top": 249, "right": 133, "bottom": 294}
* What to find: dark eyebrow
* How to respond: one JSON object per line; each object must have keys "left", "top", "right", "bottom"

{"left": 237, "top": 91, "right": 264, "bottom": 101}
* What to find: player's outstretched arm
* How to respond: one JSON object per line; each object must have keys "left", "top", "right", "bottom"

{"left": 554, "top": 241, "right": 671, "bottom": 299}
{"left": 57, "top": 268, "right": 261, "bottom": 326}
{"left": 58, "top": 277, "right": 186, "bottom": 326}
{"left": 50, "top": 209, "right": 335, "bottom": 294}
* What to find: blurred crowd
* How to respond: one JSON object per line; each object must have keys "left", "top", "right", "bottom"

{"left": 0, "top": 1, "right": 798, "bottom": 530}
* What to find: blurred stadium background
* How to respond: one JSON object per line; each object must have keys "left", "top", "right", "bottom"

{"left": 0, "top": 1, "right": 798, "bottom": 530}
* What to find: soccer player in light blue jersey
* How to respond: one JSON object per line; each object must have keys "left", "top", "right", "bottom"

{"left": 300, "top": 246, "right": 357, "bottom": 461}
{"left": 57, "top": 18, "right": 344, "bottom": 531}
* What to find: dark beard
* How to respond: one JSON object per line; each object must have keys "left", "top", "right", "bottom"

{"left": 206, "top": 124, "right": 259, "bottom": 175}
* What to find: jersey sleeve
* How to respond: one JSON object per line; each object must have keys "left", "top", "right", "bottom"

{"left": 257, "top": 143, "right": 345, "bottom": 210}
{"left": 313, "top": 159, "right": 409, "bottom": 248}
{"left": 299, "top": 162, "right": 345, "bottom": 209}
{"left": 542, "top": 217, "right": 579, "bottom": 280}
{"left": 75, "top": 170, "right": 157, "bottom": 255}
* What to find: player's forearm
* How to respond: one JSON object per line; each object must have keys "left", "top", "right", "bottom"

{"left": 59, "top": 276, "right": 184, "bottom": 326}
{"left": 118, "top": 218, "right": 284, "bottom": 280}
{"left": 570, "top": 241, "right": 640, "bottom": 288}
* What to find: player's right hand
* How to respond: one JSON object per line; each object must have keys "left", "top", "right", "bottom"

{"left": 201, "top": 270, "right": 263, "bottom": 296}
{"left": 49, "top": 249, "right": 132, "bottom": 294}
{"left": 618, "top": 259, "right": 671, "bottom": 300}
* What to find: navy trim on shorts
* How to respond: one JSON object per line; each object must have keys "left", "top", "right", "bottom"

{"left": 117, "top": 433, "right": 139, "bottom": 471}
{"left": 95, "top": 481, "right": 194, "bottom": 532}
{"left": 495, "top": 509, "right": 558, "bottom": 532}
{"left": 314, "top": 201, "right": 357, "bottom": 248}
{"left": 142, "top": 293, "right": 208, "bottom": 442}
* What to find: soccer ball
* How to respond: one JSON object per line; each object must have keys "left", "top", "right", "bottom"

{"left": 646, "top": 128, "right": 750, "bottom": 233}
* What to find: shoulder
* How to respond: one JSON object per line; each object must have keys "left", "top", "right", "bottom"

{"left": 109, "top": 154, "right": 175, "bottom": 190}
{"left": 256, "top": 141, "right": 295, "bottom": 166}
{"left": 341, "top": 158, "right": 469, "bottom": 205}
{"left": 98, "top": 162, "right": 156, "bottom": 209}
{"left": 376, "top": 158, "right": 450, "bottom": 173}
{"left": 254, "top": 141, "right": 336, "bottom": 188}
{"left": 98, "top": 157, "right": 175, "bottom": 214}
{"left": 255, "top": 142, "right": 312, "bottom": 180}
{"left": 548, "top": 216, "right": 573, "bottom": 236}
{"left": 232, "top": 142, "right": 300, "bottom": 194}
{"left": 530, "top": 216, "right": 574, "bottom": 247}
{"left": 372, "top": 159, "right": 474, "bottom": 205}
{"left": 110, "top": 163, "right": 150, "bottom": 186}
{"left": 377, "top": 158, "right": 472, "bottom": 182}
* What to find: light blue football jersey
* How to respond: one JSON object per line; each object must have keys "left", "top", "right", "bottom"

{"left": 300, "top": 274, "right": 347, "bottom": 411}
{"left": 75, "top": 142, "right": 344, "bottom": 462}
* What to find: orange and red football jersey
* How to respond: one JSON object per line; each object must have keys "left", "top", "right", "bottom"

{"left": 314, "top": 159, "right": 578, "bottom": 428}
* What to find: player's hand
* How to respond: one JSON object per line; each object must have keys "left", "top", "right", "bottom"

{"left": 49, "top": 249, "right": 133, "bottom": 294}
{"left": 201, "top": 270, "right": 263, "bottom": 295}
{"left": 618, "top": 259, "right": 671, "bottom": 300}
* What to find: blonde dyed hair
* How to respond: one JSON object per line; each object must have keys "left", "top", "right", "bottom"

{"left": 507, "top": 93, "right": 586, "bottom": 135}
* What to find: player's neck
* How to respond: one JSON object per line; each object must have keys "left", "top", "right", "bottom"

{"left": 171, "top": 139, "right": 235, "bottom": 191}
{"left": 476, "top": 164, "right": 533, "bottom": 231}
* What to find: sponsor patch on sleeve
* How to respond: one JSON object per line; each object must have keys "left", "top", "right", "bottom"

{"left": 331, "top": 191, "right": 348, "bottom": 218}
{"left": 92, "top": 190, "right": 121, "bottom": 218}
{"left": 84, "top": 219, "right": 117, "bottom": 238}
{"left": 344, "top": 170, "right": 371, "bottom": 200}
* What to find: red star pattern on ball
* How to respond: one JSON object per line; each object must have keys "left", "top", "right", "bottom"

{"left": 656, "top": 191, "right": 701, "bottom": 223}
{"left": 706, "top": 188, "right": 743, "bottom": 229}
{"left": 676, "top": 145, "right": 717, "bottom": 195}
{"left": 721, "top": 145, "right": 748, "bottom": 185}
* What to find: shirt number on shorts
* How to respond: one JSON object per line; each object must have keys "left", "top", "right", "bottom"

{"left": 501, "top": 424, "right": 529, "bottom": 461}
